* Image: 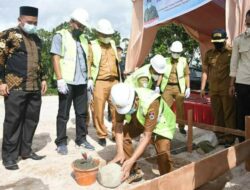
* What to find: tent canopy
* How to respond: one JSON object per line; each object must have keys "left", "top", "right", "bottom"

{"left": 125, "top": 0, "right": 250, "bottom": 73}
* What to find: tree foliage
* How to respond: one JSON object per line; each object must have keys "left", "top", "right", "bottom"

{"left": 37, "top": 23, "right": 122, "bottom": 88}
{"left": 151, "top": 23, "right": 199, "bottom": 63}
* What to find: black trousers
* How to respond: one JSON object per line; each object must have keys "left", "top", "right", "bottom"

{"left": 235, "top": 83, "right": 250, "bottom": 141}
{"left": 2, "top": 90, "right": 41, "bottom": 162}
{"left": 55, "top": 84, "right": 88, "bottom": 146}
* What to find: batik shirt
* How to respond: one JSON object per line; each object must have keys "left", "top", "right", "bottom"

{"left": 0, "top": 27, "right": 47, "bottom": 91}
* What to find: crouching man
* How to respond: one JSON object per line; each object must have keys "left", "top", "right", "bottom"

{"left": 110, "top": 83, "right": 176, "bottom": 183}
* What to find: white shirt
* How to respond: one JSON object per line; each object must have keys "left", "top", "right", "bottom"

{"left": 230, "top": 32, "right": 250, "bottom": 85}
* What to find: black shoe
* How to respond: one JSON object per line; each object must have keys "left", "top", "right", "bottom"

{"left": 126, "top": 168, "right": 144, "bottom": 184}
{"left": 179, "top": 127, "right": 186, "bottom": 135}
{"left": 98, "top": 138, "right": 107, "bottom": 147}
{"left": 3, "top": 160, "right": 19, "bottom": 170}
{"left": 21, "top": 152, "right": 46, "bottom": 160}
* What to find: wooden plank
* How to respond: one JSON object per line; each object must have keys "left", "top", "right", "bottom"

{"left": 177, "top": 119, "right": 245, "bottom": 137}
{"left": 131, "top": 140, "right": 250, "bottom": 190}
{"left": 245, "top": 116, "right": 250, "bottom": 171}
{"left": 187, "top": 110, "right": 193, "bottom": 153}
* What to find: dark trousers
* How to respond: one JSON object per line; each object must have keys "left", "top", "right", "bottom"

{"left": 235, "top": 83, "right": 250, "bottom": 141}
{"left": 55, "top": 84, "right": 88, "bottom": 146}
{"left": 2, "top": 90, "right": 41, "bottom": 162}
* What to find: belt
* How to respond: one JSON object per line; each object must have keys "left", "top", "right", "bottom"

{"left": 167, "top": 83, "right": 179, "bottom": 85}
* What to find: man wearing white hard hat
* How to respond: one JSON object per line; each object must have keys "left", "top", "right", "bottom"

{"left": 50, "top": 8, "right": 95, "bottom": 155}
{"left": 89, "top": 18, "right": 121, "bottom": 146}
{"left": 110, "top": 83, "right": 176, "bottom": 183}
{"left": 160, "top": 41, "right": 190, "bottom": 135}
{"left": 125, "top": 54, "right": 166, "bottom": 93}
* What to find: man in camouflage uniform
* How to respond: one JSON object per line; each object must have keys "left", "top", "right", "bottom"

{"left": 0, "top": 6, "right": 47, "bottom": 170}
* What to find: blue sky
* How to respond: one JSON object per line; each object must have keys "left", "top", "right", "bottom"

{"left": 0, "top": 0, "right": 132, "bottom": 38}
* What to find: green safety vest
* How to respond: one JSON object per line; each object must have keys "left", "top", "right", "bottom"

{"left": 160, "top": 57, "right": 187, "bottom": 93}
{"left": 54, "top": 29, "right": 89, "bottom": 83}
{"left": 125, "top": 64, "right": 153, "bottom": 89}
{"left": 125, "top": 88, "right": 176, "bottom": 140}
{"left": 90, "top": 39, "right": 120, "bottom": 83}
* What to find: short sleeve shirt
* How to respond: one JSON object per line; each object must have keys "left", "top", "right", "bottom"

{"left": 116, "top": 98, "right": 160, "bottom": 133}
{"left": 50, "top": 33, "right": 87, "bottom": 85}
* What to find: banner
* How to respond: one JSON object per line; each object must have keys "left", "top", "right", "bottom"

{"left": 143, "top": 0, "right": 211, "bottom": 28}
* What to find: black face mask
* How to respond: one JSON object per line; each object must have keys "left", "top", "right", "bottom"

{"left": 72, "top": 29, "right": 82, "bottom": 39}
{"left": 213, "top": 42, "right": 225, "bottom": 51}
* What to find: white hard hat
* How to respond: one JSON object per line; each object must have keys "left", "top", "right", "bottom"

{"left": 150, "top": 54, "right": 166, "bottom": 74}
{"left": 111, "top": 83, "right": 135, "bottom": 115}
{"left": 96, "top": 19, "right": 114, "bottom": 35}
{"left": 71, "top": 8, "right": 89, "bottom": 28}
{"left": 170, "top": 41, "right": 183, "bottom": 53}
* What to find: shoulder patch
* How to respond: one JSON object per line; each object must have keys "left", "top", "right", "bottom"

{"left": 148, "top": 111, "right": 155, "bottom": 120}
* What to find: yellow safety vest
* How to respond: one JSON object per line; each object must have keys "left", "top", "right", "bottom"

{"left": 125, "top": 64, "right": 153, "bottom": 89}
{"left": 125, "top": 88, "right": 176, "bottom": 140}
{"left": 90, "top": 39, "right": 120, "bottom": 83}
{"left": 160, "top": 57, "right": 187, "bottom": 93}
{"left": 54, "top": 29, "right": 89, "bottom": 83}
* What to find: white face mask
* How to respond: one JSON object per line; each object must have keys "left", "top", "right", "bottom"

{"left": 171, "top": 52, "right": 180, "bottom": 59}
{"left": 152, "top": 74, "right": 159, "bottom": 81}
{"left": 127, "top": 105, "right": 137, "bottom": 115}
{"left": 99, "top": 37, "right": 111, "bottom": 44}
{"left": 22, "top": 23, "right": 37, "bottom": 34}
{"left": 246, "top": 27, "right": 250, "bottom": 34}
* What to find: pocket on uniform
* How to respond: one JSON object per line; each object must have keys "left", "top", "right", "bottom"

{"left": 239, "top": 42, "right": 250, "bottom": 53}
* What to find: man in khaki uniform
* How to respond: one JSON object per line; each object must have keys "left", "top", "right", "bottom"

{"left": 89, "top": 19, "right": 120, "bottom": 146}
{"left": 110, "top": 83, "right": 176, "bottom": 183}
{"left": 201, "top": 29, "right": 236, "bottom": 147}
{"left": 161, "top": 41, "right": 191, "bottom": 134}
{"left": 125, "top": 54, "right": 167, "bottom": 93}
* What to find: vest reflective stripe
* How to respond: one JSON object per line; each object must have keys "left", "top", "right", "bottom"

{"left": 90, "top": 39, "right": 119, "bottom": 83}
{"left": 125, "top": 88, "right": 176, "bottom": 140}
{"left": 55, "top": 29, "right": 89, "bottom": 82}
{"left": 125, "top": 64, "right": 153, "bottom": 88}
{"left": 160, "top": 57, "right": 187, "bottom": 93}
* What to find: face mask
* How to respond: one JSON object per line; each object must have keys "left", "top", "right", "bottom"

{"left": 246, "top": 27, "right": 250, "bottom": 34}
{"left": 127, "top": 105, "right": 137, "bottom": 115}
{"left": 213, "top": 42, "right": 225, "bottom": 51}
{"left": 72, "top": 29, "right": 82, "bottom": 39}
{"left": 99, "top": 37, "right": 111, "bottom": 44}
{"left": 171, "top": 52, "right": 180, "bottom": 59}
{"left": 22, "top": 23, "right": 37, "bottom": 34}
{"left": 152, "top": 74, "right": 159, "bottom": 81}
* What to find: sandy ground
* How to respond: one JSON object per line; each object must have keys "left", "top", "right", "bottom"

{"left": 0, "top": 95, "right": 249, "bottom": 190}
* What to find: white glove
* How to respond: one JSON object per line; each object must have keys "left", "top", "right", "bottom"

{"left": 87, "top": 89, "right": 93, "bottom": 104}
{"left": 185, "top": 88, "right": 191, "bottom": 98}
{"left": 87, "top": 79, "right": 94, "bottom": 93}
{"left": 154, "top": 86, "right": 160, "bottom": 94}
{"left": 57, "top": 79, "right": 69, "bottom": 94}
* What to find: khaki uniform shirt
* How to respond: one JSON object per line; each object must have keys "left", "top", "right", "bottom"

{"left": 96, "top": 44, "right": 118, "bottom": 80}
{"left": 168, "top": 60, "right": 190, "bottom": 84}
{"left": 230, "top": 32, "right": 250, "bottom": 85}
{"left": 203, "top": 48, "right": 231, "bottom": 94}
{"left": 116, "top": 99, "right": 160, "bottom": 132}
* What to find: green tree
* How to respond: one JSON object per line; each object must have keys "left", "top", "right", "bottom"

{"left": 37, "top": 23, "right": 122, "bottom": 90}
{"left": 151, "top": 23, "right": 199, "bottom": 63}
